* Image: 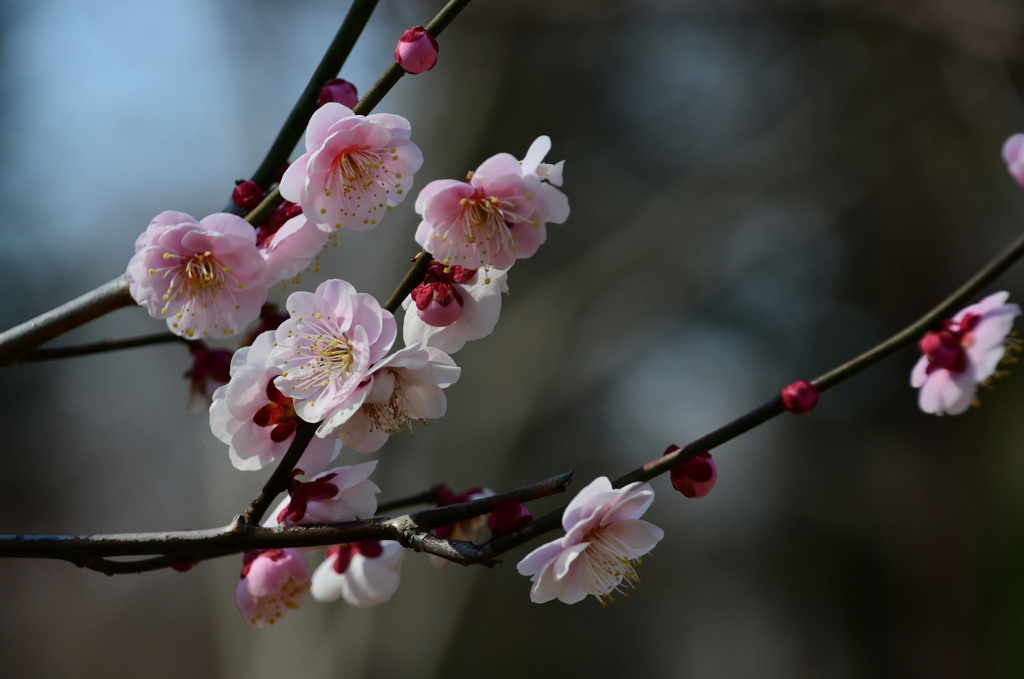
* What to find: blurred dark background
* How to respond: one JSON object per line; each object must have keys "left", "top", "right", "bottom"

{"left": 3, "top": 0, "right": 1024, "bottom": 677}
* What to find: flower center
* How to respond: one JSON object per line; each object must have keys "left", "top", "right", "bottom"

{"left": 317, "top": 336, "right": 354, "bottom": 375}
{"left": 362, "top": 386, "right": 421, "bottom": 436}
{"left": 183, "top": 251, "right": 227, "bottom": 293}
{"left": 578, "top": 526, "right": 646, "bottom": 604}
{"left": 150, "top": 248, "right": 243, "bottom": 337}
{"left": 333, "top": 146, "right": 384, "bottom": 183}
{"left": 921, "top": 312, "right": 982, "bottom": 375}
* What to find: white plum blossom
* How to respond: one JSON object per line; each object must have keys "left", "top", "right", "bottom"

{"left": 414, "top": 135, "right": 569, "bottom": 273}
{"left": 209, "top": 332, "right": 340, "bottom": 474}
{"left": 266, "top": 461, "right": 380, "bottom": 527}
{"left": 127, "top": 211, "right": 268, "bottom": 339}
{"left": 516, "top": 477, "right": 664, "bottom": 604}
{"left": 311, "top": 541, "right": 405, "bottom": 607}
{"left": 280, "top": 103, "right": 423, "bottom": 232}
{"left": 269, "top": 279, "right": 397, "bottom": 431}
{"left": 402, "top": 261, "right": 509, "bottom": 354}
{"left": 911, "top": 291, "right": 1020, "bottom": 415}
{"left": 520, "top": 134, "right": 564, "bottom": 187}
{"left": 235, "top": 548, "right": 310, "bottom": 628}
{"left": 320, "top": 344, "right": 461, "bottom": 450}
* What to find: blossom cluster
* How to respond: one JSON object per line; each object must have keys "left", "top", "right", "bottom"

{"left": 132, "top": 93, "right": 574, "bottom": 624}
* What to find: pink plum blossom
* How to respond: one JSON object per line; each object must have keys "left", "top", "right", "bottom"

{"left": 402, "top": 261, "right": 509, "bottom": 354}
{"left": 311, "top": 541, "right": 405, "bottom": 607}
{"left": 911, "top": 291, "right": 1020, "bottom": 415}
{"left": 319, "top": 344, "right": 461, "bottom": 450}
{"left": 279, "top": 103, "right": 423, "bottom": 233}
{"left": 258, "top": 212, "right": 331, "bottom": 283}
{"left": 267, "top": 461, "right": 380, "bottom": 527}
{"left": 235, "top": 548, "right": 310, "bottom": 628}
{"left": 1003, "top": 134, "right": 1024, "bottom": 189}
{"left": 210, "top": 332, "right": 340, "bottom": 473}
{"left": 269, "top": 279, "right": 397, "bottom": 430}
{"left": 394, "top": 26, "right": 439, "bottom": 74}
{"left": 414, "top": 136, "right": 569, "bottom": 273}
{"left": 127, "top": 211, "right": 269, "bottom": 339}
{"left": 516, "top": 476, "right": 664, "bottom": 604}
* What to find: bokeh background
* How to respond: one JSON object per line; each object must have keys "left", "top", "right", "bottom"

{"left": 3, "top": 0, "right": 1024, "bottom": 677}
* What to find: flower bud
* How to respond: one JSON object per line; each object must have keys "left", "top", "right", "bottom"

{"left": 185, "top": 340, "right": 232, "bottom": 407}
{"left": 668, "top": 451, "right": 717, "bottom": 499}
{"left": 488, "top": 500, "right": 533, "bottom": 539}
{"left": 1004, "top": 134, "right": 1024, "bottom": 189}
{"left": 781, "top": 380, "right": 818, "bottom": 414}
{"left": 232, "top": 180, "right": 264, "bottom": 212}
{"left": 395, "top": 26, "right": 439, "bottom": 74}
{"left": 317, "top": 77, "right": 358, "bottom": 109}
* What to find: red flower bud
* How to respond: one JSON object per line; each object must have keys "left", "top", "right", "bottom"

{"left": 668, "top": 451, "right": 717, "bottom": 499}
{"left": 487, "top": 500, "right": 532, "bottom": 539}
{"left": 317, "top": 78, "right": 358, "bottom": 109}
{"left": 232, "top": 180, "right": 263, "bottom": 212}
{"left": 781, "top": 380, "right": 818, "bottom": 414}
{"left": 395, "top": 26, "right": 439, "bottom": 74}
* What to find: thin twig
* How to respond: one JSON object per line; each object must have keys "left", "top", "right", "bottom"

{"left": 228, "top": 0, "right": 380, "bottom": 211}
{"left": 479, "top": 230, "right": 1024, "bottom": 556}
{"left": 16, "top": 333, "right": 187, "bottom": 363}
{"left": 0, "top": 277, "right": 134, "bottom": 366}
{"left": 241, "top": 420, "right": 319, "bottom": 526}
{"left": 376, "top": 486, "right": 446, "bottom": 514}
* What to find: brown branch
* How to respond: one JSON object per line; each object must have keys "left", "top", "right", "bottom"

{"left": 0, "top": 277, "right": 134, "bottom": 365}
{"left": 16, "top": 332, "right": 187, "bottom": 363}
{"left": 0, "top": 473, "right": 573, "bottom": 571}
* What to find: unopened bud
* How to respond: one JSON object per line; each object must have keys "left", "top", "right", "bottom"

{"left": 487, "top": 500, "right": 533, "bottom": 539}
{"left": 317, "top": 78, "right": 358, "bottom": 109}
{"left": 668, "top": 451, "right": 717, "bottom": 499}
{"left": 395, "top": 26, "right": 439, "bottom": 74}
{"left": 781, "top": 380, "right": 818, "bottom": 414}
{"left": 232, "top": 180, "right": 263, "bottom": 212}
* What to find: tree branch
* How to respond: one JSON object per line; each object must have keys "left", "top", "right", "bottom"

{"left": 15, "top": 332, "right": 186, "bottom": 363}
{"left": 0, "top": 277, "right": 134, "bottom": 366}
{"left": 0, "top": 472, "right": 573, "bottom": 570}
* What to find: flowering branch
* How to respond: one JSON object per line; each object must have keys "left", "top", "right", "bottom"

{"left": 353, "top": 0, "right": 471, "bottom": 116}
{"left": 0, "top": 472, "right": 573, "bottom": 568}
{"left": 243, "top": 0, "right": 380, "bottom": 197}
{"left": 474, "top": 229, "right": 1024, "bottom": 559}
{"left": 0, "top": 0, "right": 473, "bottom": 368}
{"left": 240, "top": 250, "right": 435, "bottom": 525}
